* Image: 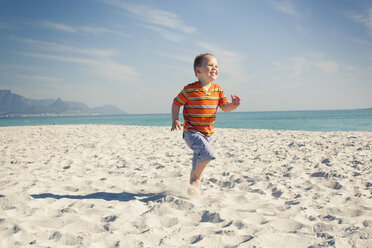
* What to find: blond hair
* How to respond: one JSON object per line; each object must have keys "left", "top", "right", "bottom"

{"left": 193, "top": 53, "right": 215, "bottom": 76}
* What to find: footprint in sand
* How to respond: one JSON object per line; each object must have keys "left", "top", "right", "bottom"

{"left": 268, "top": 218, "right": 305, "bottom": 233}
{"left": 200, "top": 210, "right": 224, "bottom": 223}
{"left": 102, "top": 215, "right": 118, "bottom": 232}
{"left": 160, "top": 217, "right": 179, "bottom": 228}
{"left": 102, "top": 215, "right": 118, "bottom": 223}
{"left": 49, "top": 231, "right": 62, "bottom": 241}
{"left": 190, "top": 235, "right": 203, "bottom": 244}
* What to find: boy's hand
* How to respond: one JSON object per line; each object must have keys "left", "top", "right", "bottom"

{"left": 171, "top": 120, "right": 184, "bottom": 131}
{"left": 231, "top": 95, "right": 241, "bottom": 106}
{"left": 220, "top": 95, "right": 241, "bottom": 112}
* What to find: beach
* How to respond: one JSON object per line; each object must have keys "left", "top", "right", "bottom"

{"left": 0, "top": 125, "right": 371, "bottom": 247}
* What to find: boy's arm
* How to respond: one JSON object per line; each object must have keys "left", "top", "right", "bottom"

{"left": 171, "top": 102, "right": 183, "bottom": 131}
{"left": 220, "top": 95, "right": 241, "bottom": 112}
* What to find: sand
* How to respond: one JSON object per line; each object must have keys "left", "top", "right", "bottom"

{"left": 0, "top": 125, "right": 371, "bottom": 248}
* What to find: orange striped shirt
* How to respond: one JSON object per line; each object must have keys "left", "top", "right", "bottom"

{"left": 173, "top": 81, "right": 229, "bottom": 136}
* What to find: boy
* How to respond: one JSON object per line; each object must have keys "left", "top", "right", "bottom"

{"left": 171, "top": 53, "right": 241, "bottom": 193}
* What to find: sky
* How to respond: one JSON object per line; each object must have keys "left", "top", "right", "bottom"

{"left": 0, "top": 0, "right": 371, "bottom": 114}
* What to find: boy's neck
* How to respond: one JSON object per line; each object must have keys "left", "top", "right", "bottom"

{"left": 197, "top": 79, "right": 213, "bottom": 87}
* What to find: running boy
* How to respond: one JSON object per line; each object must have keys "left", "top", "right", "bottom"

{"left": 171, "top": 53, "right": 241, "bottom": 192}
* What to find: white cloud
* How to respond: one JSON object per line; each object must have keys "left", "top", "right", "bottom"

{"left": 275, "top": 54, "right": 339, "bottom": 81}
{"left": 295, "top": 24, "right": 305, "bottom": 33}
{"left": 16, "top": 38, "right": 138, "bottom": 82}
{"left": 23, "top": 52, "right": 97, "bottom": 65}
{"left": 77, "top": 26, "right": 129, "bottom": 37}
{"left": 157, "top": 52, "right": 193, "bottom": 64}
{"left": 22, "top": 52, "right": 138, "bottom": 82}
{"left": 41, "top": 21, "right": 77, "bottom": 33}
{"left": 101, "top": 0, "right": 196, "bottom": 34}
{"left": 290, "top": 57, "right": 307, "bottom": 76}
{"left": 18, "top": 38, "right": 118, "bottom": 58}
{"left": 16, "top": 74, "right": 64, "bottom": 83}
{"left": 142, "top": 25, "right": 184, "bottom": 42}
{"left": 349, "top": 8, "right": 372, "bottom": 37}
{"left": 269, "top": 0, "right": 299, "bottom": 17}
{"left": 0, "top": 21, "right": 13, "bottom": 30}
{"left": 346, "top": 37, "right": 370, "bottom": 46}
{"left": 92, "top": 60, "right": 138, "bottom": 81}
{"left": 307, "top": 51, "right": 324, "bottom": 59}
{"left": 0, "top": 64, "right": 39, "bottom": 71}
{"left": 37, "top": 21, "right": 129, "bottom": 37}
{"left": 302, "top": 52, "right": 339, "bottom": 73}
{"left": 289, "top": 56, "right": 339, "bottom": 75}
{"left": 311, "top": 60, "right": 339, "bottom": 73}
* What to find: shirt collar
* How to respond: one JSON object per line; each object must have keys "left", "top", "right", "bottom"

{"left": 196, "top": 81, "right": 214, "bottom": 93}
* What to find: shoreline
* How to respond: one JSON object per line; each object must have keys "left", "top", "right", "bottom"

{"left": 1, "top": 107, "right": 371, "bottom": 118}
{"left": 0, "top": 125, "right": 371, "bottom": 247}
{"left": 1, "top": 124, "right": 372, "bottom": 134}
{"left": 1, "top": 109, "right": 372, "bottom": 132}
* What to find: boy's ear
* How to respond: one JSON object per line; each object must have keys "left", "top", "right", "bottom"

{"left": 195, "top": 67, "right": 201, "bottom": 75}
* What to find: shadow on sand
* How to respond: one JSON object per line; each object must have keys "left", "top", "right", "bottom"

{"left": 31, "top": 192, "right": 166, "bottom": 203}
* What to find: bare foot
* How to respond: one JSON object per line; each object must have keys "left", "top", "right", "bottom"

{"left": 190, "top": 178, "right": 200, "bottom": 189}
{"left": 187, "top": 178, "right": 201, "bottom": 196}
{"left": 187, "top": 185, "right": 200, "bottom": 196}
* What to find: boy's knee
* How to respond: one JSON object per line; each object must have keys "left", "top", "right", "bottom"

{"left": 194, "top": 149, "right": 213, "bottom": 161}
{"left": 184, "top": 131, "right": 216, "bottom": 169}
{"left": 198, "top": 149, "right": 215, "bottom": 162}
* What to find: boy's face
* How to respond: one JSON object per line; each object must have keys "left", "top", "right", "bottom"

{"left": 196, "top": 55, "right": 219, "bottom": 83}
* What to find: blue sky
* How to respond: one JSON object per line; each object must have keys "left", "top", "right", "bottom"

{"left": 0, "top": 0, "right": 371, "bottom": 114}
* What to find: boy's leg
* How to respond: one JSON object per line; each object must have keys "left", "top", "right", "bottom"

{"left": 183, "top": 131, "right": 215, "bottom": 190}
{"left": 190, "top": 159, "right": 211, "bottom": 188}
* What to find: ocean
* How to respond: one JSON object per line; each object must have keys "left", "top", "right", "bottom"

{"left": 0, "top": 109, "right": 371, "bottom": 132}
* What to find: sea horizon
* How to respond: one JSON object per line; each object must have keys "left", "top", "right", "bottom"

{"left": 1, "top": 107, "right": 371, "bottom": 117}
{"left": 1, "top": 108, "right": 371, "bottom": 132}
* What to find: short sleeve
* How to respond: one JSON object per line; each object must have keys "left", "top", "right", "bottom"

{"left": 173, "top": 88, "right": 188, "bottom": 106}
{"left": 218, "top": 88, "right": 229, "bottom": 107}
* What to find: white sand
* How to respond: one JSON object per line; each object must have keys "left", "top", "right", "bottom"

{"left": 0, "top": 125, "right": 371, "bottom": 248}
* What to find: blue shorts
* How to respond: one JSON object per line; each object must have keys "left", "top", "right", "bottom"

{"left": 183, "top": 131, "right": 216, "bottom": 170}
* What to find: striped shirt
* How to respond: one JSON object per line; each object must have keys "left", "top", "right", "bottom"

{"left": 173, "top": 81, "right": 229, "bottom": 136}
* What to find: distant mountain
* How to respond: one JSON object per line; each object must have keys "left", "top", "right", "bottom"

{"left": 92, "top": 105, "right": 125, "bottom": 115}
{"left": 0, "top": 90, "right": 126, "bottom": 116}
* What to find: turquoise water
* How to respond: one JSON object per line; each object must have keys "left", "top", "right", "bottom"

{"left": 0, "top": 109, "right": 371, "bottom": 132}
